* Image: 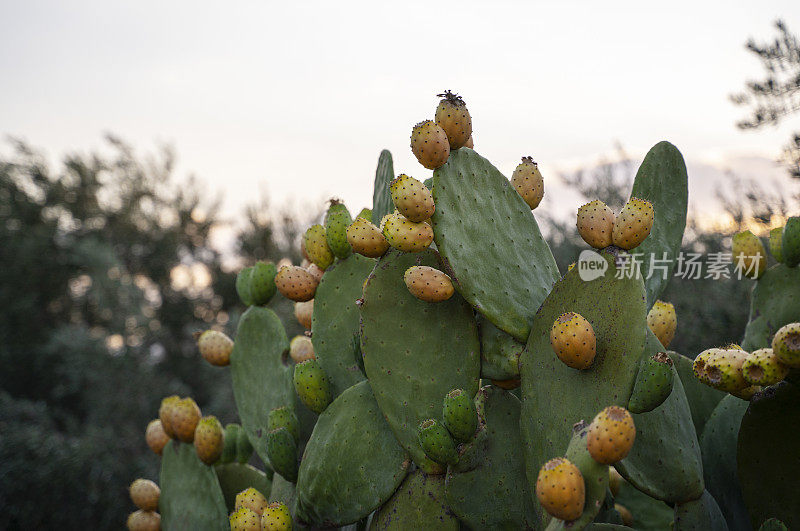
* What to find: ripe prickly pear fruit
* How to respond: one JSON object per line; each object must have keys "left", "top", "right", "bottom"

{"left": 403, "top": 266, "right": 454, "bottom": 302}
{"left": 782, "top": 216, "right": 800, "bottom": 267}
{"left": 732, "top": 230, "right": 767, "bottom": 279}
{"left": 293, "top": 359, "right": 332, "bottom": 414}
{"left": 742, "top": 348, "right": 789, "bottom": 386}
{"left": 390, "top": 174, "right": 435, "bottom": 222}
{"left": 608, "top": 468, "right": 624, "bottom": 497}
{"left": 615, "top": 503, "right": 634, "bottom": 526}
{"left": 236, "top": 266, "right": 255, "bottom": 306}
{"left": 435, "top": 90, "right": 472, "bottom": 150}
{"left": 267, "top": 427, "right": 299, "bottom": 482}
{"left": 646, "top": 300, "right": 677, "bottom": 348}
{"left": 550, "top": 312, "right": 597, "bottom": 370}
{"left": 306, "top": 263, "right": 324, "bottom": 283}
{"left": 731, "top": 384, "right": 762, "bottom": 400}
{"left": 346, "top": 217, "right": 390, "bottom": 258}
{"left": 268, "top": 406, "right": 299, "bottom": 444}
{"left": 511, "top": 157, "right": 544, "bottom": 210}
{"left": 587, "top": 406, "right": 636, "bottom": 464}
{"left": 172, "top": 397, "right": 202, "bottom": 443}
{"left": 417, "top": 418, "right": 459, "bottom": 466}
{"left": 576, "top": 200, "right": 615, "bottom": 249}
{"left": 772, "top": 322, "right": 800, "bottom": 368}
{"left": 357, "top": 207, "right": 373, "bottom": 222}
{"left": 229, "top": 506, "right": 261, "bottom": 531}
{"left": 126, "top": 510, "right": 161, "bottom": 531}
{"left": 627, "top": 352, "right": 674, "bottom": 414}
{"left": 235, "top": 487, "right": 268, "bottom": 515}
{"left": 197, "top": 330, "right": 233, "bottom": 367}
{"left": 145, "top": 419, "right": 169, "bottom": 456}
{"left": 262, "top": 502, "right": 292, "bottom": 531}
{"left": 535, "top": 457, "right": 585, "bottom": 521}
{"left": 294, "top": 300, "right": 313, "bottom": 330}
{"left": 158, "top": 395, "right": 181, "bottom": 439}
{"left": 410, "top": 120, "right": 450, "bottom": 170}
{"left": 490, "top": 378, "right": 521, "bottom": 390}
{"left": 324, "top": 200, "right": 353, "bottom": 259}
{"left": 129, "top": 478, "right": 160, "bottom": 511}
{"left": 289, "top": 335, "right": 315, "bottom": 363}
{"left": 693, "top": 348, "right": 718, "bottom": 385}
{"left": 442, "top": 388, "right": 478, "bottom": 443}
{"left": 304, "top": 224, "right": 334, "bottom": 270}
{"left": 704, "top": 348, "right": 749, "bottom": 392}
{"left": 275, "top": 266, "right": 318, "bottom": 302}
{"left": 250, "top": 261, "right": 278, "bottom": 305}
{"left": 236, "top": 425, "right": 254, "bottom": 464}
{"left": 769, "top": 226, "right": 784, "bottom": 263}
{"left": 382, "top": 212, "right": 434, "bottom": 253}
{"left": 612, "top": 197, "right": 654, "bottom": 250}
{"left": 194, "top": 415, "right": 224, "bottom": 465}
{"left": 464, "top": 135, "right": 474, "bottom": 149}
{"left": 220, "top": 423, "right": 241, "bottom": 464}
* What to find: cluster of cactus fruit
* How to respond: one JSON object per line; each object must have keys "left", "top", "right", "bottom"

{"left": 128, "top": 91, "right": 799, "bottom": 530}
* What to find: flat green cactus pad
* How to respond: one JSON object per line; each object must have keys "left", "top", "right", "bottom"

{"left": 214, "top": 463, "right": 272, "bottom": 512}
{"left": 444, "top": 386, "right": 539, "bottom": 529}
{"left": 431, "top": 148, "right": 559, "bottom": 341}
{"left": 699, "top": 394, "right": 749, "bottom": 531}
{"left": 372, "top": 149, "right": 394, "bottom": 224}
{"left": 311, "top": 254, "right": 374, "bottom": 397}
{"left": 672, "top": 490, "right": 728, "bottom": 531}
{"left": 520, "top": 251, "right": 646, "bottom": 493}
{"left": 361, "top": 249, "right": 480, "bottom": 473}
{"left": 628, "top": 141, "right": 688, "bottom": 308}
{"left": 737, "top": 382, "right": 800, "bottom": 529}
{"left": 230, "top": 306, "right": 294, "bottom": 467}
{"left": 741, "top": 264, "right": 800, "bottom": 350}
{"left": 615, "top": 330, "right": 704, "bottom": 504}
{"left": 613, "top": 477, "right": 674, "bottom": 531}
{"left": 478, "top": 314, "right": 523, "bottom": 380}
{"left": 159, "top": 441, "right": 228, "bottom": 529}
{"left": 669, "top": 352, "right": 726, "bottom": 437}
{"left": 296, "top": 381, "right": 410, "bottom": 527}
{"left": 369, "top": 470, "right": 459, "bottom": 530}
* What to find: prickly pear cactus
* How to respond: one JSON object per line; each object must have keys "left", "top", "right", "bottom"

{"left": 672, "top": 490, "right": 728, "bottom": 531}
{"left": 741, "top": 264, "right": 800, "bottom": 350}
{"left": 670, "top": 352, "right": 727, "bottom": 436}
{"left": 371, "top": 149, "right": 394, "bottom": 224}
{"left": 370, "top": 470, "right": 459, "bottom": 530}
{"left": 214, "top": 463, "right": 272, "bottom": 512}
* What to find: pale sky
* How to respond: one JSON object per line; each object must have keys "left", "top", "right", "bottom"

{"left": 2, "top": 1, "right": 800, "bottom": 230}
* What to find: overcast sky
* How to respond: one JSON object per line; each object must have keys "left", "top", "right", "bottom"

{"left": 2, "top": 1, "right": 799, "bottom": 229}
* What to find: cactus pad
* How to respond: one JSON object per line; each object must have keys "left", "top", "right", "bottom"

{"left": 214, "top": 463, "right": 272, "bottom": 512}
{"left": 478, "top": 314, "right": 524, "bottom": 380}
{"left": 741, "top": 264, "right": 800, "bottom": 351}
{"left": 372, "top": 150, "right": 394, "bottom": 224}
{"left": 672, "top": 490, "right": 728, "bottom": 531}
{"left": 369, "top": 470, "right": 459, "bottom": 530}
{"left": 431, "top": 148, "right": 558, "bottom": 341}
{"left": 669, "top": 351, "right": 726, "bottom": 437}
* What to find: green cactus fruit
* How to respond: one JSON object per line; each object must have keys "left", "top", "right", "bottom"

{"left": 345, "top": 217, "right": 389, "bottom": 258}
{"left": 403, "top": 265, "right": 455, "bottom": 302}
{"left": 172, "top": 397, "right": 201, "bottom": 443}
{"left": 303, "top": 224, "right": 334, "bottom": 270}
{"left": 704, "top": 348, "right": 749, "bottom": 392}
{"left": 129, "top": 478, "right": 160, "bottom": 511}
{"left": 261, "top": 502, "right": 292, "bottom": 531}
{"left": 782, "top": 216, "right": 800, "bottom": 267}
{"left": 628, "top": 352, "right": 675, "bottom": 413}
{"left": 549, "top": 312, "right": 597, "bottom": 370}
{"left": 235, "top": 486, "right": 268, "bottom": 515}
{"left": 442, "top": 389, "right": 478, "bottom": 443}
{"left": 236, "top": 425, "right": 254, "bottom": 464}
{"left": 274, "top": 266, "right": 318, "bottom": 302}
{"left": 292, "top": 359, "right": 332, "bottom": 414}
{"left": 293, "top": 300, "right": 313, "bottom": 330}
{"left": 435, "top": 90, "right": 472, "bottom": 150}
{"left": 248, "top": 261, "right": 278, "bottom": 305}
{"left": 126, "top": 510, "right": 161, "bottom": 531}
{"left": 576, "top": 199, "right": 615, "bottom": 249}
{"left": 267, "top": 427, "right": 298, "bottom": 482}
{"left": 769, "top": 226, "right": 784, "bottom": 263}
{"left": 587, "top": 406, "right": 636, "bottom": 464}
{"left": 510, "top": 156, "right": 544, "bottom": 210}
{"left": 357, "top": 207, "right": 372, "bottom": 222}
{"left": 417, "top": 418, "right": 459, "bottom": 466}
{"left": 772, "top": 322, "right": 800, "bottom": 368}
{"left": 612, "top": 197, "right": 654, "bottom": 250}
{"left": 193, "top": 415, "right": 224, "bottom": 465}
{"left": 382, "top": 212, "right": 434, "bottom": 253}
{"left": 742, "top": 347, "right": 789, "bottom": 386}
{"left": 158, "top": 395, "right": 181, "bottom": 439}
{"left": 289, "top": 335, "right": 314, "bottom": 363}
{"left": 268, "top": 406, "right": 299, "bottom": 444}
{"left": 390, "top": 173, "right": 435, "bottom": 222}
{"left": 236, "top": 266, "right": 255, "bottom": 306}
{"left": 732, "top": 230, "right": 767, "bottom": 279}
{"left": 145, "top": 419, "right": 169, "bottom": 456}
{"left": 410, "top": 119, "right": 450, "bottom": 170}
{"left": 220, "top": 424, "right": 240, "bottom": 464}
{"left": 229, "top": 506, "right": 262, "bottom": 531}
{"left": 535, "top": 457, "right": 585, "bottom": 522}
{"left": 324, "top": 200, "right": 353, "bottom": 259}
{"left": 197, "top": 330, "right": 233, "bottom": 367}
{"left": 646, "top": 300, "right": 677, "bottom": 348}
